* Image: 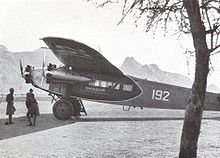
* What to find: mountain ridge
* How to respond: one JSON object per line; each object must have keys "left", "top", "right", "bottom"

{"left": 0, "top": 45, "right": 219, "bottom": 93}
{"left": 119, "top": 57, "right": 219, "bottom": 92}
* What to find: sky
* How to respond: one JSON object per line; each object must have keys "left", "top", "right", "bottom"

{"left": 1, "top": 0, "right": 220, "bottom": 88}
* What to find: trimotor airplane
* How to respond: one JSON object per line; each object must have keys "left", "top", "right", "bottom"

{"left": 20, "top": 37, "right": 220, "bottom": 120}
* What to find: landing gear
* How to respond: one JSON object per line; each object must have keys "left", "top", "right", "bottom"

{"left": 52, "top": 98, "right": 87, "bottom": 120}
{"left": 53, "top": 99, "right": 74, "bottom": 120}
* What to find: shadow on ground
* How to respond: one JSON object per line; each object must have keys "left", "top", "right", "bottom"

{"left": 1, "top": 114, "right": 219, "bottom": 141}
{"left": 77, "top": 117, "right": 185, "bottom": 122}
{"left": 0, "top": 115, "right": 186, "bottom": 140}
{"left": 0, "top": 114, "right": 75, "bottom": 140}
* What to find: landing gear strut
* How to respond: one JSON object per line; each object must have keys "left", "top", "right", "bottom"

{"left": 70, "top": 98, "right": 81, "bottom": 116}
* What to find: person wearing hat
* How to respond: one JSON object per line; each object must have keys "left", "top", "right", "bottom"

{"left": 26, "top": 88, "right": 40, "bottom": 126}
{"left": 5, "top": 88, "right": 16, "bottom": 125}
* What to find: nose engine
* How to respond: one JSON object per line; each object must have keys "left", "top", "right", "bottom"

{"left": 20, "top": 63, "right": 44, "bottom": 85}
{"left": 24, "top": 65, "right": 33, "bottom": 83}
{"left": 19, "top": 59, "right": 33, "bottom": 84}
{"left": 21, "top": 62, "right": 92, "bottom": 86}
{"left": 19, "top": 59, "right": 31, "bottom": 83}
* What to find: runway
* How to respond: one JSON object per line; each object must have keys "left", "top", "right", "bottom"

{"left": 1, "top": 114, "right": 220, "bottom": 141}
{"left": 0, "top": 101, "right": 220, "bottom": 157}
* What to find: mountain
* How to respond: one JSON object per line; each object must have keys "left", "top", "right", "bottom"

{"left": 119, "top": 57, "right": 219, "bottom": 93}
{"left": 0, "top": 47, "right": 19, "bottom": 92}
{"left": 0, "top": 46, "right": 60, "bottom": 93}
{"left": 12, "top": 47, "right": 61, "bottom": 67}
{"left": 120, "top": 57, "right": 192, "bottom": 87}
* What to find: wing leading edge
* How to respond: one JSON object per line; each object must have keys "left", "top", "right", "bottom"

{"left": 42, "top": 37, "right": 123, "bottom": 76}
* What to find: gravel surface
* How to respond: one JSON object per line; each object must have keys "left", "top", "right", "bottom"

{"left": 0, "top": 101, "right": 220, "bottom": 158}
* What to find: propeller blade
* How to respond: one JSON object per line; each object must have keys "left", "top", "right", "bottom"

{"left": 19, "top": 59, "right": 24, "bottom": 78}
{"left": 41, "top": 53, "right": 46, "bottom": 86}
{"left": 40, "top": 76, "right": 44, "bottom": 86}
{"left": 42, "top": 52, "right": 46, "bottom": 77}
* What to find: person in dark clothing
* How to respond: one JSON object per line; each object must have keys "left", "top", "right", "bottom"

{"left": 5, "top": 88, "right": 16, "bottom": 125}
{"left": 26, "top": 89, "right": 40, "bottom": 126}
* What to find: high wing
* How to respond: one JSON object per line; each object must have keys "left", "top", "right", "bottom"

{"left": 42, "top": 37, "right": 123, "bottom": 76}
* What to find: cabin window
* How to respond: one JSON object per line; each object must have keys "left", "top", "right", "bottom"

{"left": 123, "top": 84, "right": 133, "bottom": 92}
{"left": 100, "top": 81, "right": 107, "bottom": 87}
{"left": 89, "top": 80, "right": 99, "bottom": 86}
{"left": 112, "top": 83, "right": 120, "bottom": 90}
{"left": 94, "top": 80, "right": 100, "bottom": 86}
{"left": 88, "top": 82, "right": 94, "bottom": 86}
{"left": 88, "top": 80, "right": 102, "bottom": 87}
{"left": 89, "top": 81, "right": 95, "bottom": 86}
{"left": 88, "top": 80, "right": 121, "bottom": 90}
{"left": 106, "top": 82, "right": 113, "bottom": 88}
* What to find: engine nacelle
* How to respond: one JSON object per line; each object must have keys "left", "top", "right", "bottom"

{"left": 45, "top": 69, "right": 92, "bottom": 83}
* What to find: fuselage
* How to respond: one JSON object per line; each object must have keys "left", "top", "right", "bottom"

{"left": 24, "top": 64, "right": 220, "bottom": 111}
{"left": 24, "top": 65, "right": 142, "bottom": 102}
{"left": 112, "top": 77, "right": 220, "bottom": 111}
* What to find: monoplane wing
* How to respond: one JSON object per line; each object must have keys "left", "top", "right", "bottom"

{"left": 42, "top": 37, "right": 123, "bottom": 76}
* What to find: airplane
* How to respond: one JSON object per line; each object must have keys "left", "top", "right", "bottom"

{"left": 19, "top": 37, "right": 220, "bottom": 120}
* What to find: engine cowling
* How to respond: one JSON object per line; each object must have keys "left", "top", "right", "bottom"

{"left": 45, "top": 69, "right": 92, "bottom": 83}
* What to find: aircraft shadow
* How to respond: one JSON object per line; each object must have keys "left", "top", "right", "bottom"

{"left": 0, "top": 114, "right": 75, "bottom": 141}
{"left": 0, "top": 115, "right": 185, "bottom": 140}
{"left": 205, "top": 117, "right": 220, "bottom": 121}
{"left": 77, "top": 117, "right": 185, "bottom": 122}
{"left": 77, "top": 116, "right": 220, "bottom": 122}
{"left": 1, "top": 114, "right": 219, "bottom": 140}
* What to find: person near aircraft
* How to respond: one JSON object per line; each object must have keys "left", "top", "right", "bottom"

{"left": 26, "top": 88, "right": 40, "bottom": 126}
{"left": 5, "top": 88, "right": 16, "bottom": 125}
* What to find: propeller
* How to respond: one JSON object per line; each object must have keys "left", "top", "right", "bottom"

{"left": 19, "top": 59, "right": 25, "bottom": 90}
{"left": 43, "top": 52, "right": 46, "bottom": 77}
{"left": 19, "top": 59, "right": 24, "bottom": 78}
{"left": 40, "top": 52, "right": 46, "bottom": 86}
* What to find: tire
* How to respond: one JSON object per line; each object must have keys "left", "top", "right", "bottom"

{"left": 53, "top": 99, "right": 74, "bottom": 120}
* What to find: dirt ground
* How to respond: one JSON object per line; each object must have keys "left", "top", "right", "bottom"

{"left": 0, "top": 101, "right": 220, "bottom": 158}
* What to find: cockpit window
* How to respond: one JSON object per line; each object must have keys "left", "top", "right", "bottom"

{"left": 123, "top": 84, "right": 133, "bottom": 92}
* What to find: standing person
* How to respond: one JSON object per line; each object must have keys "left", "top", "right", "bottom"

{"left": 5, "top": 88, "right": 16, "bottom": 125}
{"left": 26, "top": 89, "right": 40, "bottom": 126}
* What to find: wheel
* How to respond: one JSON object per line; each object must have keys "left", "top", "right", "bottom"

{"left": 53, "top": 99, "right": 74, "bottom": 120}
{"left": 70, "top": 98, "right": 81, "bottom": 116}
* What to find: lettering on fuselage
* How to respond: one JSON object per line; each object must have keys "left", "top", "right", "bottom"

{"left": 85, "top": 86, "right": 106, "bottom": 93}
{"left": 151, "top": 89, "right": 170, "bottom": 101}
